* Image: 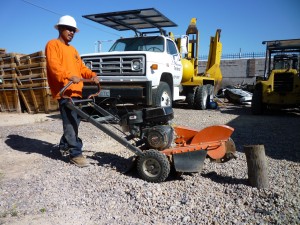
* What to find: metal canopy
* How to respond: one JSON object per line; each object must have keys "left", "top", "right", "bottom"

{"left": 82, "top": 8, "right": 177, "bottom": 34}
{"left": 263, "top": 39, "right": 300, "bottom": 50}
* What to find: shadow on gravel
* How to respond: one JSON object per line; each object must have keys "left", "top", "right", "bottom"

{"left": 221, "top": 105, "right": 300, "bottom": 163}
{"left": 174, "top": 102, "right": 300, "bottom": 163}
{"left": 5, "top": 134, "right": 66, "bottom": 161}
{"left": 202, "top": 171, "right": 249, "bottom": 185}
{"left": 173, "top": 102, "right": 193, "bottom": 110}
{"left": 46, "top": 113, "right": 62, "bottom": 120}
{"left": 90, "top": 152, "right": 139, "bottom": 177}
{"left": 89, "top": 152, "right": 184, "bottom": 182}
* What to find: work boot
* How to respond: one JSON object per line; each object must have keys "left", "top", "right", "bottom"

{"left": 70, "top": 155, "right": 89, "bottom": 167}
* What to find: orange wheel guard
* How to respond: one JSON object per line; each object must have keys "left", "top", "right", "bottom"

{"left": 161, "top": 125, "right": 234, "bottom": 160}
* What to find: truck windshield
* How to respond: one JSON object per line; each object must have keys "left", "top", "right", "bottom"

{"left": 109, "top": 36, "right": 164, "bottom": 52}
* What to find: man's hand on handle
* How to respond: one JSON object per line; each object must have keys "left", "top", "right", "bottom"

{"left": 69, "top": 76, "right": 99, "bottom": 84}
{"left": 91, "top": 76, "right": 100, "bottom": 84}
{"left": 69, "top": 76, "right": 81, "bottom": 84}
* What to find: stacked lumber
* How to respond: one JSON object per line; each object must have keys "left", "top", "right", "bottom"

{"left": 16, "top": 51, "right": 59, "bottom": 113}
{"left": 0, "top": 50, "right": 59, "bottom": 113}
{"left": 0, "top": 53, "right": 21, "bottom": 112}
{"left": 0, "top": 48, "right": 6, "bottom": 55}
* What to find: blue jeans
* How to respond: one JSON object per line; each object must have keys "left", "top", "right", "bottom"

{"left": 58, "top": 98, "right": 83, "bottom": 157}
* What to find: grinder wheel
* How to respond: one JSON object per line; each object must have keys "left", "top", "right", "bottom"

{"left": 137, "top": 149, "right": 170, "bottom": 183}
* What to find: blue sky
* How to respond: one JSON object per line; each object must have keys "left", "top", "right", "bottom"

{"left": 1, "top": 0, "right": 299, "bottom": 55}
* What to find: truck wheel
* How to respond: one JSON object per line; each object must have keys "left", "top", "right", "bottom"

{"left": 251, "top": 87, "right": 264, "bottom": 115}
{"left": 137, "top": 149, "right": 170, "bottom": 183}
{"left": 152, "top": 82, "right": 172, "bottom": 107}
{"left": 186, "top": 87, "right": 196, "bottom": 108}
{"left": 194, "top": 85, "right": 213, "bottom": 110}
{"left": 206, "top": 84, "right": 214, "bottom": 97}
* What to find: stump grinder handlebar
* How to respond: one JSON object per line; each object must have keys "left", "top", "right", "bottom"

{"left": 59, "top": 78, "right": 101, "bottom": 102}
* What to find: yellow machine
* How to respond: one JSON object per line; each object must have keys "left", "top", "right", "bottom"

{"left": 175, "top": 18, "right": 222, "bottom": 109}
{"left": 251, "top": 39, "right": 300, "bottom": 114}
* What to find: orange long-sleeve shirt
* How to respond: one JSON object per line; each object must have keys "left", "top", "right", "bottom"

{"left": 45, "top": 39, "right": 96, "bottom": 99}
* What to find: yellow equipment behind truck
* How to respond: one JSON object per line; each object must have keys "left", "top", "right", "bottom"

{"left": 251, "top": 39, "right": 300, "bottom": 114}
{"left": 176, "top": 18, "right": 222, "bottom": 109}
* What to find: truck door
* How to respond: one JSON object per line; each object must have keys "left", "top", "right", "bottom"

{"left": 167, "top": 39, "right": 182, "bottom": 86}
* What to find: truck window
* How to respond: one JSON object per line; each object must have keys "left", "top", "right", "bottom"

{"left": 109, "top": 36, "right": 164, "bottom": 52}
{"left": 110, "top": 42, "right": 126, "bottom": 51}
{"left": 167, "top": 39, "right": 178, "bottom": 55}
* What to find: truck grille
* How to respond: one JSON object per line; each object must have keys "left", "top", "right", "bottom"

{"left": 82, "top": 55, "right": 145, "bottom": 76}
{"left": 274, "top": 72, "right": 294, "bottom": 92}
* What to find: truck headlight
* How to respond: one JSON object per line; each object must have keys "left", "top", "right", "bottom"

{"left": 132, "top": 60, "right": 142, "bottom": 71}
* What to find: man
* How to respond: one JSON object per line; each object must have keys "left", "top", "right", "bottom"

{"left": 45, "top": 15, "right": 99, "bottom": 167}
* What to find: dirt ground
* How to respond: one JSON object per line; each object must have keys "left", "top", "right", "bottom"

{"left": 0, "top": 104, "right": 299, "bottom": 224}
{"left": 1, "top": 113, "right": 56, "bottom": 127}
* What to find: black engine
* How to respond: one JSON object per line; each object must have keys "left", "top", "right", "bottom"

{"left": 120, "top": 106, "right": 174, "bottom": 150}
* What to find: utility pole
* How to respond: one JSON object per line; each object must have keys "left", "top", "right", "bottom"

{"left": 95, "top": 40, "right": 113, "bottom": 53}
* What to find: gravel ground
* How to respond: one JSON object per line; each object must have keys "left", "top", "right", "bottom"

{"left": 0, "top": 103, "right": 299, "bottom": 225}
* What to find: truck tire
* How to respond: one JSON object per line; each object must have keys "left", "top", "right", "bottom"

{"left": 206, "top": 84, "right": 214, "bottom": 98}
{"left": 206, "top": 84, "right": 215, "bottom": 109}
{"left": 194, "top": 84, "right": 213, "bottom": 110}
{"left": 152, "top": 82, "right": 172, "bottom": 107}
{"left": 251, "top": 87, "right": 264, "bottom": 115}
{"left": 186, "top": 87, "right": 196, "bottom": 109}
{"left": 137, "top": 149, "right": 170, "bottom": 183}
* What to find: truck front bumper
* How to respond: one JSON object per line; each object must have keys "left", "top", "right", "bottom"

{"left": 82, "top": 80, "right": 152, "bottom": 106}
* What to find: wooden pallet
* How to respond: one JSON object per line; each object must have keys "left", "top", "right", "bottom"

{"left": 17, "top": 51, "right": 46, "bottom": 65}
{"left": 0, "top": 73, "right": 21, "bottom": 112}
{"left": 0, "top": 50, "right": 58, "bottom": 114}
{"left": 0, "top": 66, "right": 17, "bottom": 76}
{"left": 17, "top": 62, "right": 47, "bottom": 76}
{"left": 0, "top": 60, "right": 21, "bottom": 112}
{"left": 0, "top": 53, "right": 17, "bottom": 66}
{"left": 16, "top": 61, "right": 58, "bottom": 113}
{"left": 0, "top": 48, "right": 6, "bottom": 55}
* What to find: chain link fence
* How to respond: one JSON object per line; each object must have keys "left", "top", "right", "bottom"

{"left": 199, "top": 52, "right": 265, "bottom": 60}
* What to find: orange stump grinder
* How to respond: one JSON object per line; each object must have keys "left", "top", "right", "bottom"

{"left": 60, "top": 81, "right": 236, "bottom": 182}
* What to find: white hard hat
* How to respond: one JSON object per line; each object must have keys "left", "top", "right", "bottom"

{"left": 54, "top": 15, "right": 79, "bottom": 32}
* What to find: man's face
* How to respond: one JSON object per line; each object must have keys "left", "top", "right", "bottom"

{"left": 58, "top": 25, "right": 76, "bottom": 43}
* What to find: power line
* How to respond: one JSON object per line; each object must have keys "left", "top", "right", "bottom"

{"left": 21, "top": 0, "right": 120, "bottom": 37}
{"left": 22, "top": 0, "right": 62, "bottom": 16}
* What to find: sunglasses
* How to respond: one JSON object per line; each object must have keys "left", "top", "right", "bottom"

{"left": 60, "top": 25, "right": 76, "bottom": 33}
